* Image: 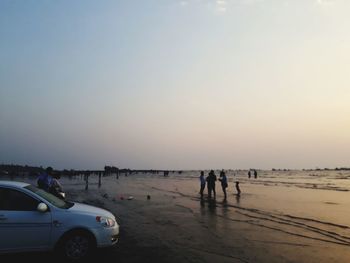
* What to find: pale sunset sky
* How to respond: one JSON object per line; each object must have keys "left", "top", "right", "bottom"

{"left": 0, "top": 0, "right": 349, "bottom": 170}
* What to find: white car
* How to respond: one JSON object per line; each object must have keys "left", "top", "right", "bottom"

{"left": 0, "top": 180, "right": 119, "bottom": 261}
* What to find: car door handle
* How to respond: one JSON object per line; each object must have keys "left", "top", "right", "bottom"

{"left": 53, "top": 220, "right": 62, "bottom": 227}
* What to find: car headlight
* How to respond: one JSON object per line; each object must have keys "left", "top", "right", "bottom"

{"left": 96, "top": 216, "right": 115, "bottom": 227}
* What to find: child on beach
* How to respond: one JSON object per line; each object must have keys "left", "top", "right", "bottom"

{"left": 235, "top": 181, "right": 241, "bottom": 196}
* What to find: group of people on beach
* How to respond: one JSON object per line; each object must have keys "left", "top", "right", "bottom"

{"left": 199, "top": 170, "right": 240, "bottom": 200}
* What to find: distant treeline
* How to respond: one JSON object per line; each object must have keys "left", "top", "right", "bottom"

{"left": 0, "top": 164, "right": 44, "bottom": 176}
{"left": 0, "top": 164, "right": 182, "bottom": 177}
{"left": 272, "top": 167, "right": 350, "bottom": 171}
{"left": 302, "top": 167, "right": 350, "bottom": 171}
{"left": 3, "top": 164, "right": 348, "bottom": 177}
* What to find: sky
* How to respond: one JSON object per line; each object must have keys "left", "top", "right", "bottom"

{"left": 1, "top": 0, "right": 350, "bottom": 170}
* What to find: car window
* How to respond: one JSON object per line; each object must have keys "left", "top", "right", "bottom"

{"left": 25, "top": 185, "right": 74, "bottom": 209}
{"left": 0, "top": 187, "right": 39, "bottom": 211}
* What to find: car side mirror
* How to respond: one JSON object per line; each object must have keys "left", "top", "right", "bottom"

{"left": 37, "top": 202, "right": 48, "bottom": 213}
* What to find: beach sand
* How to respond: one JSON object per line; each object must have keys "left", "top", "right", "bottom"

{"left": 1, "top": 170, "right": 350, "bottom": 263}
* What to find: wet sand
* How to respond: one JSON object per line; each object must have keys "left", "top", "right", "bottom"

{"left": 1, "top": 170, "right": 350, "bottom": 263}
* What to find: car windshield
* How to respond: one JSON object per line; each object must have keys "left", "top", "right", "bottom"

{"left": 25, "top": 185, "right": 74, "bottom": 209}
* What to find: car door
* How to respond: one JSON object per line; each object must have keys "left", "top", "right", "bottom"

{"left": 0, "top": 186, "right": 52, "bottom": 252}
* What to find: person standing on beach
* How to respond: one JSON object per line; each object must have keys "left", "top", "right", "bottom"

{"left": 248, "top": 170, "right": 251, "bottom": 179}
{"left": 199, "top": 171, "right": 206, "bottom": 199}
{"left": 219, "top": 170, "right": 228, "bottom": 200}
{"left": 206, "top": 170, "right": 217, "bottom": 199}
{"left": 254, "top": 169, "right": 258, "bottom": 179}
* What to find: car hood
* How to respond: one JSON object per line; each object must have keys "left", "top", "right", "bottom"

{"left": 68, "top": 202, "right": 115, "bottom": 218}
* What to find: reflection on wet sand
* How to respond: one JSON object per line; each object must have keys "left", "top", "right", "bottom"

{"left": 235, "top": 194, "right": 241, "bottom": 205}
{"left": 207, "top": 198, "right": 217, "bottom": 212}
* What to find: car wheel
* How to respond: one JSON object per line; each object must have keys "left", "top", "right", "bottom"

{"left": 58, "top": 230, "right": 95, "bottom": 261}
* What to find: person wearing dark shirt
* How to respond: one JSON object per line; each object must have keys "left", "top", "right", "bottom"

{"left": 235, "top": 181, "right": 241, "bottom": 196}
{"left": 199, "top": 171, "right": 206, "bottom": 199}
{"left": 206, "top": 170, "right": 217, "bottom": 199}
